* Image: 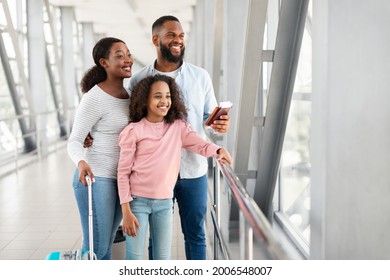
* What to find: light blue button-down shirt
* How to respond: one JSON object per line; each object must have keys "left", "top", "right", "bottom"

{"left": 128, "top": 61, "right": 218, "bottom": 179}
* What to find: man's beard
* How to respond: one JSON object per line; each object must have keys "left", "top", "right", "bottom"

{"left": 160, "top": 43, "right": 185, "bottom": 63}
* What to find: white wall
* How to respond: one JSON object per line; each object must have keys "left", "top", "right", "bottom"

{"left": 311, "top": 0, "right": 390, "bottom": 259}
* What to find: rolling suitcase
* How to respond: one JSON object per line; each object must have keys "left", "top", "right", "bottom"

{"left": 46, "top": 175, "right": 96, "bottom": 260}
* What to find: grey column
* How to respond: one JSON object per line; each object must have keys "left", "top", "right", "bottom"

{"left": 192, "top": 0, "right": 205, "bottom": 67}
{"left": 60, "top": 6, "right": 77, "bottom": 132}
{"left": 82, "top": 22, "right": 95, "bottom": 71}
{"left": 211, "top": 0, "right": 223, "bottom": 101}
{"left": 203, "top": 0, "right": 214, "bottom": 75}
{"left": 311, "top": 0, "right": 390, "bottom": 259}
{"left": 224, "top": 0, "right": 252, "bottom": 224}
{"left": 27, "top": 0, "right": 47, "bottom": 152}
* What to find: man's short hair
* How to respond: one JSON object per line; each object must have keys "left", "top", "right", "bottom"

{"left": 152, "top": 15, "right": 180, "bottom": 35}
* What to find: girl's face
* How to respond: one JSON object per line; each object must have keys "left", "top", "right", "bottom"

{"left": 145, "top": 81, "right": 171, "bottom": 122}
{"left": 99, "top": 42, "right": 133, "bottom": 79}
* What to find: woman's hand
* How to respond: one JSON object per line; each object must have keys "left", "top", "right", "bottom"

{"left": 78, "top": 160, "right": 94, "bottom": 186}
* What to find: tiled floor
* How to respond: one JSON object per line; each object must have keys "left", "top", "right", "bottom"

{"left": 0, "top": 146, "right": 185, "bottom": 260}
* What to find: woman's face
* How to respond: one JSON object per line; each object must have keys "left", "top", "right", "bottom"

{"left": 146, "top": 81, "right": 171, "bottom": 122}
{"left": 100, "top": 42, "right": 133, "bottom": 79}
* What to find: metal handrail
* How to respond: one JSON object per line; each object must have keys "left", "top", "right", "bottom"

{"left": 0, "top": 108, "right": 71, "bottom": 122}
{"left": 214, "top": 160, "right": 289, "bottom": 260}
{"left": 0, "top": 109, "right": 73, "bottom": 177}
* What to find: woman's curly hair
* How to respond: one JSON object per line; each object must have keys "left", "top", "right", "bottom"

{"left": 129, "top": 75, "right": 187, "bottom": 123}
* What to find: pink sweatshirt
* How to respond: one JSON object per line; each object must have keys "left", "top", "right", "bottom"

{"left": 117, "top": 118, "right": 220, "bottom": 205}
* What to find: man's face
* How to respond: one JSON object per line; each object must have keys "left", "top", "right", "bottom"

{"left": 157, "top": 21, "right": 185, "bottom": 63}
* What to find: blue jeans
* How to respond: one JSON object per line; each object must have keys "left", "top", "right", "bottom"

{"left": 174, "top": 175, "right": 208, "bottom": 260}
{"left": 125, "top": 196, "right": 173, "bottom": 260}
{"left": 72, "top": 170, "right": 122, "bottom": 260}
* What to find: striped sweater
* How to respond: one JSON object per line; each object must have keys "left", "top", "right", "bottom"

{"left": 67, "top": 85, "right": 130, "bottom": 179}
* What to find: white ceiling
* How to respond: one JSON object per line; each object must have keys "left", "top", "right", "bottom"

{"left": 49, "top": 0, "right": 196, "bottom": 67}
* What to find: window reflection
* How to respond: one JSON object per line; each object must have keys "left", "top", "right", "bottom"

{"left": 277, "top": 3, "right": 312, "bottom": 254}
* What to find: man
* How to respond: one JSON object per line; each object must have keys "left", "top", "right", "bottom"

{"left": 128, "top": 15, "right": 230, "bottom": 260}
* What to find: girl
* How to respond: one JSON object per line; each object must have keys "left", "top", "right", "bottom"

{"left": 67, "top": 37, "right": 133, "bottom": 259}
{"left": 117, "top": 74, "right": 232, "bottom": 260}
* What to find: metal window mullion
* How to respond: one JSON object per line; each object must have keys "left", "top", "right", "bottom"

{"left": 45, "top": 49, "right": 66, "bottom": 136}
{"left": 0, "top": 0, "right": 36, "bottom": 152}
{"left": 234, "top": 0, "right": 268, "bottom": 184}
{"left": 230, "top": 0, "right": 268, "bottom": 223}
{"left": 43, "top": 0, "right": 68, "bottom": 136}
{"left": 254, "top": 0, "right": 310, "bottom": 220}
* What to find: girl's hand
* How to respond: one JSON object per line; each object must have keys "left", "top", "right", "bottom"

{"left": 216, "top": 147, "right": 232, "bottom": 165}
{"left": 121, "top": 204, "right": 140, "bottom": 237}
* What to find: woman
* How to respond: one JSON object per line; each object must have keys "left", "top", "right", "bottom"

{"left": 67, "top": 37, "right": 133, "bottom": 260}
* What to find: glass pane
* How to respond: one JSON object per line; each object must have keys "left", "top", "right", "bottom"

{"left": 278, "top": 8, "right": 312, "bottom": 247}
{"left": 280, "top": 100, "right": 311, "bottom": 242}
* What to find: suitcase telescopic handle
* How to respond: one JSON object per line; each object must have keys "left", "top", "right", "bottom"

{"left": 86, "top": 175, "right": 94, "bottom": 260}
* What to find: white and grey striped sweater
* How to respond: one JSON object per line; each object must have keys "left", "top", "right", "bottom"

{"left": 67, "top": 85, "right": 130, "bottom": 179}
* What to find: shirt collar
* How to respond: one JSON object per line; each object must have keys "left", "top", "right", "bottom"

{"left": 152, "top": 59, "right": 185, "bottom": 74}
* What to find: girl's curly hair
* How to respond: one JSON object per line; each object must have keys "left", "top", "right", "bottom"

{"left": 129, "top": 75, "right": 187, "bottom": 123}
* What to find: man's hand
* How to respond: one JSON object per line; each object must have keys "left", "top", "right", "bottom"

{"left": 210, "top": 114, "right": 230, "bottom": 133}
{"left": 83, "top": 133, "right": 93, "bottom": 148}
